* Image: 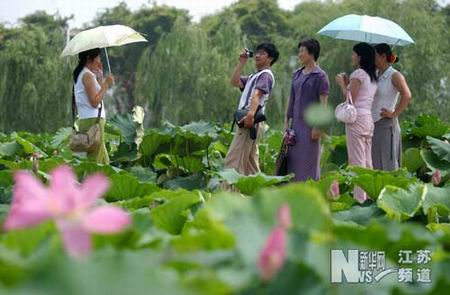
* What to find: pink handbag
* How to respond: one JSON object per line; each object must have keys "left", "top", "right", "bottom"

{"left": 283, "top": 128, "right": 296, "bottom": 146}
{"left": 335, "top": 92, "right": 357, "bottom": 123}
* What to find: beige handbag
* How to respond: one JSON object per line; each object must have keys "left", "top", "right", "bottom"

{"left": 69, "top": 100, "right": 102, "bottom": 153}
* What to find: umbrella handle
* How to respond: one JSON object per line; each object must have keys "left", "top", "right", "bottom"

{"left": 392, "top": 39, "right": 400, "bottom": 51}
{"left": 104, "top": 48, "right": 112, "bottom": 75}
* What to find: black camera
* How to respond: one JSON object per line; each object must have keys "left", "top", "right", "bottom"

{"left": 246, "top": 49, "right": 253, "bottom": 58}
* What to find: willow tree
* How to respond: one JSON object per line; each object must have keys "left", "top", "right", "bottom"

{"left": 91, "top": 2, "right": 191, "bottom": 112}
{"left": 134, "top": 18, "right": 246, "bottom": 127}
{"left": 0, "top": 12, "right": 72, "bottom": 133}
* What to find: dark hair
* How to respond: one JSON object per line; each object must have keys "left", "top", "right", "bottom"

{"left": 73, "top": 48, "right": 101, "bottom": 83}
{"left": 374, "top": 43, "right": 399, "bottom": 63}
{"left": 298, "top": 38, "right": 320, "bottom": 61}
{"left": 255, "top": 43, "right": 279, "bottom": 65}
{"left": 353, "top": 42, "right": 377, "bottom": 82}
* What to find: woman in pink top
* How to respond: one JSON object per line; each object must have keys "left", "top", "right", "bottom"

{"left": 336, "top": 43, "right": 378, "bottom": 203}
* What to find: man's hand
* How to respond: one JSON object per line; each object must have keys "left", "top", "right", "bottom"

{"left": 239, "top": 113, "right": 255, "bottom": 128}
{"left": 311, "top": 128, "right": 321, "bottom": 141}
{"left": 239, "top": 49, "right": 250, "bottom": 64}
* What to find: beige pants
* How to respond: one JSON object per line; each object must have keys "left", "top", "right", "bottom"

{"left": 224, "top": 123, "right": 263, "bottom": 175}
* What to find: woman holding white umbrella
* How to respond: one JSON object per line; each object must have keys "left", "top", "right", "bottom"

{"left": 371, "top": 43, "right": 412, "bottom": 171}
{"left": 72, "top": 48, "right": 114, "bottom": 164}
{"left": 63, "top": 25, "right": 147, "bottom": 163}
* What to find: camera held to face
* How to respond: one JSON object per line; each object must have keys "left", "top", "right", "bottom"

{"left": 245, "top": 48, "right": 253, "bottom": 58}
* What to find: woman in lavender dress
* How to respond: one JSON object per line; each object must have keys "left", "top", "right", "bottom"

{"left": 284, "top": 38, "right": 330, "bottom": 181}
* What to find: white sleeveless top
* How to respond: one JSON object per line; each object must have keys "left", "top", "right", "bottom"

{"left": 74, "top": 67, "right": 105, "bottom": 119}
{"left": 372, "top": 66, "right": 399, "bottom": 123}
{"left": 238, "top": 69, "right": 274, "bottom": 112}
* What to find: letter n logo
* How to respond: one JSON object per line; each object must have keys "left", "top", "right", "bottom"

{"left": 331, "top": 250, "right": 360, "bottom": 283}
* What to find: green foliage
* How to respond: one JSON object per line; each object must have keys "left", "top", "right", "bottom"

{"left": 405, "top": 115, "right": 450, "bottom": 139}
{"left": 171, "top": 209, "right": 236, "bottom": 252}
{"left": 109, "top": 106, "right": 145, "bottom": 146}
{"left": 0, "top": 12, "right": 72, "bottom": 133}
{"left": 150, "top": 190, "right": 204, "bottom": 235}
{"left": 139, "top": 129, "right": 173, "bottom": 162}
{"left": 377, "top": 184, "right": 426, "bottom": 221}
{"left": 12, "top": 133, "right": 48, "bottom": 157}
{"left": 105, "top": 173, "right": 160, "bottom": 202}
{"left": 402, "top": 147, "right": 425, "bottom": 172}
{"left": 421, "top": 149, "right": 450, "bottom": 175}
{"left": 51, "top": 127, "right": 72, "bottom": 148}
{"left": 349, "top": 166, "right": 415, "bottom": 200}
{"left": 304, "top": 103, "right": 334, "bottom": 128}
{"left": 321, "top": 135, "right": 348, "bottom": 172}
{"left": 0, "top": 141, "right": 21, "bottom": 157}
{"left": 427, "top": 136, "right": 450, "bottom": 162}
{"left": 216, "top": 168, "right": 292, "bottom": 195}
{"left": 135, "top": 19, "right": 244, "bottom": 126}
{"left": 72, "top": 162, "right": 120, "bottom": 179}
{"left": 163, "top": 174, "right": 207, "bottom": 191}
{"left": 202, "top": 0, "right": 292, "bottom": 44}
{"left": 1, "top": 0, "right": 450, "bottom": 292}
{"left": 422, "top": 184, "right": 450, "bottom": 219}
{"left": 92, "top": 3, "right": 190, "bottom": 111}
{"left": 1, "top": 122, "right": 450, "bottom": 293}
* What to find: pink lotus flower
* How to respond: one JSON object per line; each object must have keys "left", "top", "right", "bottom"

{"left": 277, "top": 203, "right": 292, "bottom": 230}
{"left": 258, "top": 203, "right": 291, "bottom": 281}
{"left": 258, "top": 227, "right": 286, "bottom": 281}
{"left": 329, "top": 180, "right": 340, "bottom": 200}
{"left": 432, "top": 170, "right": 441, "bottom": 186}
{"left": 3, "top": 165, "right": 131, "bottom": 258}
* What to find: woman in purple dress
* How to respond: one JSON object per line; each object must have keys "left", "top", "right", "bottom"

{"left": 285, "top": 38, "right": 330, "bottom": 181}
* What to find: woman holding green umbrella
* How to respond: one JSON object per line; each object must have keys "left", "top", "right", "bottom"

{"left": 371, "top": 43, "right": 412, "bottom": 171}
{"left": 72, "top": 48, "right": 114, "bottom": 164}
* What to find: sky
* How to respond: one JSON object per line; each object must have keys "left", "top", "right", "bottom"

{"left": 1, "top": 0, "right": 449, "bottom": 28}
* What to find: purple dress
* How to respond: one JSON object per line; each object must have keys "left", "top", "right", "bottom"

{"left": 286, "top": 66, "right": 330, "bottom": 181}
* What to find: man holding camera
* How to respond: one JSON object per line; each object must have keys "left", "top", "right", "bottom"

{"left": 225, "top": 43, "right": 279, "bottom": 175}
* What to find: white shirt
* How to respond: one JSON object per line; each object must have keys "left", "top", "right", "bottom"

{"left": 74, "top": 67, "right": 106, "bottom": 119}
{"left": 372, "top": 66, "right": 399, "bottom": 123}
{"left": 238, "top": 69, "right": 274, "bottom": 112}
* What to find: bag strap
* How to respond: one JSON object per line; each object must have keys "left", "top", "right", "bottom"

{"left": 346, "top": 91, "right": 354, "bottom": 105}
{"left": 241, "top": 69, "right": 273, "bottom": 110}
{"left": 241, "top": 73, "right": 257, "bottom": 110}
{"left": 72, "top": 89, "right": 77, "bottom": 130}
{"left": 278, "top": 139, "right": 288, "bottom": 157}
{"left": 96, "top": 101, "right": 103, "bottom": 123}
{"left": 230, "top": 119, "right": 236, "bottom": 132}
{"left": 279, "top": 139, "right": 286, "bottom": 151}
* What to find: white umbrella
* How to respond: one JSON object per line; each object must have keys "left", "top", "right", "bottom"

{"left": 318, "top": 14, "right": 414, "bottom": 46}
{"left": 61, "top": 25, "right": 147, "bottom": 73}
